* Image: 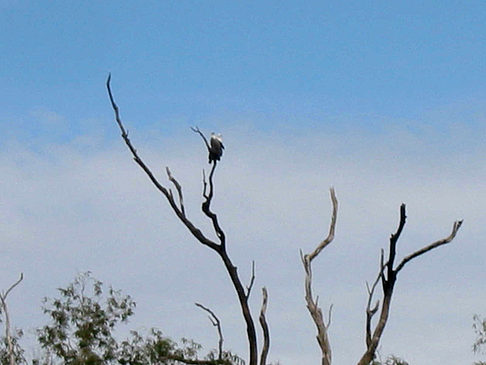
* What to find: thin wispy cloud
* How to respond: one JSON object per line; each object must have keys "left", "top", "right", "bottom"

{"left": 1, "top": 110, "right": 484, "bottom": 363}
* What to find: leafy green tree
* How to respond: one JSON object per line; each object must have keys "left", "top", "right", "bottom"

{"left": 35, "top": 272, "right": 242, "bottom": 365}
{"left": 37, "top": 272, "right": 135, "bottom": 364}
{"left": 371, "top": 354, "right": 409, "bottom": 365}
{"left": 118, "top": 329, "right": 242, "bottom": 365}
{"left": 117, "top": 329, "right": 175, "bottom": 365}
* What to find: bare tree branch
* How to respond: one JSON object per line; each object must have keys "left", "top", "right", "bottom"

{"left": 191, "top": 126, "right": 211, "bottom": 153}
{"left": 0, "top": 273, "right": 23, "bottom": 365}
{"left": 386, "top": 203, "right": 407, "bottom": 284}
{"left": 195, "top": 303, "right": 224, "bottom": 360}
{"left": 191, "top": 128, "right": 258, "bottom": 364}
{"left": 301, "top": 187, "right": 338, "bottom": 365}
{"left": 394, "top": 220, "right": 463, "bottom": 273}
{"left": 201, "top": 162, "right": 226, "bottom": 248}
{"left": 166, "top": 167, "right": 186, "bottom": 216}
{"left": 357, "top": 205, "right": 463, "bottom": 365}
{"left": 358, "top": 205, "right": 410, "bottom": 365}
{"left": 202, "top": 169, "right": 209, "bottom": 199}
{"left": 259, "top": 287, "right": 270, "bottom": 365}
{"left": 326, "top": 304, "right": 334, "bottom": 329}
{"left": 365, "top": 253, "right": 385, "bottom": 349}
{"left": 3, "top": 274, "right": 23, "bottom": 301}
{"left": 107, "top": 75, "right": 258, "bottom": 365}
{"left": 306, "top": 187, "right": 338, "bottom": 263}
{"left": 246, "top": 261, "right": 256, "bottom": 299}
{"left": 107, "top": 74, "right": 219, "bottom": 251}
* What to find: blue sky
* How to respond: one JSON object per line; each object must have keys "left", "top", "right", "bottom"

{"left": 2, "top": 1, "right": 485, "bottom": 133}
{"left": 1, "top": 1, "right": 485, "bottom": 364}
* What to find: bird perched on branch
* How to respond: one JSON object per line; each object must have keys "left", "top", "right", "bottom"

{"left": 209, "top": 133, "right": 224, "bottom": 163}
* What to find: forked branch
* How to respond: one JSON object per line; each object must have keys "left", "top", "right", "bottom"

{"left": 301, "top": 187, "right": 338, "bottom": 365}
{"left": 191, "top": 126, "right": 211, "bottom": 153}
{"left": 358, "top": 205, "right": 463, "bottom": 365}
{"left": 395, "top": 219, "right": 463, "bottom": 273}
{"left": 195, "top": 303, "right": 224, "bottom": 360}
{"left": 107, "top": 74, "right": 219, "bottom": 251}
{"left": 201, "top": 162, "right": 225, "bottom": 247}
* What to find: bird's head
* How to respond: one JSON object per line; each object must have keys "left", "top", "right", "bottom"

{"left": 211, "top": 132, "right": 223, "bottom": 142}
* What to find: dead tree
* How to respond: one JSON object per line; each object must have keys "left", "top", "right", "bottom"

{"left": 107, "top": 75, "right": 264, "bottom": 365}
{"left": 302, "top": 193, "right": 462, "bottom": 365}
{"left": 357, "top": 204, "right": 463, "bottom": 364}
{"left": 301, "top": 188, "right": 338, "bottom": 365}
{"left": 0, "top": 273, "right": 23, "bottom": 365}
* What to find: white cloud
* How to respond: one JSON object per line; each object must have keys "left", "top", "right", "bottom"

{"left": 1, "top": 114, "right": 485, "bottom": 363}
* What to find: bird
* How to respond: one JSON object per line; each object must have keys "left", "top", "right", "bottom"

{"left": 208, "top": 133, "right": 224, "bottom": 163}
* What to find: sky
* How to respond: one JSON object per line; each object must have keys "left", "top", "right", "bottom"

{"left": 0, "top": 1, "right": 485, "bottom": 364}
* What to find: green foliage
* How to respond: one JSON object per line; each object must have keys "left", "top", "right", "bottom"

{"left": 205, "top": 349, "right": 245, "bottom": 365}
{"left": 118, "top": 329, "right": 243, "bottom": 365}
{"left": 384, "top": 355, "right": 409, "bottom": 365}
{"left": 34, "top": 272, "right": 243, "bottom": 365}
{"left": 0, "top": 328, "right": 26, "bottom": 364}
{"left": 37, "top": 272, "right": 135, "bottom": 364}
{"left": 371, "top": 354, "right": 409, "bottom": 365}
{"left": 118, "top": 329, "right": 173, "bottom": 364}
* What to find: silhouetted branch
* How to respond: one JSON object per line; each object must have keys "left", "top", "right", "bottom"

{"left": 246, "top": 261, "right": 256, "bottom": 298}
{"left": 191, "top": 126, "right": 211, "bottom": 153}
{"left": 166, "top": 167, "right": 186, "bottom": 216}
{"left": 107, "top": 74, "right": 219, "bottom": 252}
{"left": 107, "top": 75, "right": 258, "bottom": 365}
{"left": 201, "top": 162, "right": 225, "bottom": 248}
{"left": 195, "top": 303, "right": 224, "bottom": 360}
{"left": 395, "top": 220, "right": 463, "bottom": 273}
{"left": 358, "top": 205, "right": 463, "bottom": 365}
{"left": 202, "top": 169, "right": 208, "bottom": 199}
